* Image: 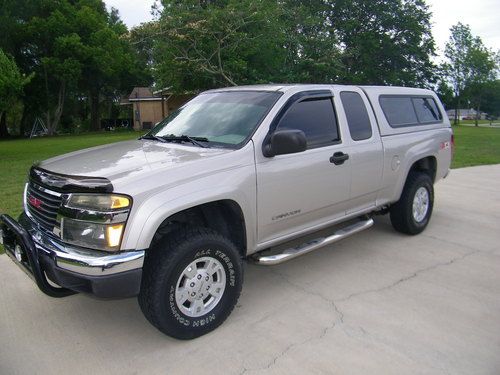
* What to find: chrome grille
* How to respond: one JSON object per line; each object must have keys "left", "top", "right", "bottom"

{"left": 26, "top": 182, "right": 62, "bottom": 232}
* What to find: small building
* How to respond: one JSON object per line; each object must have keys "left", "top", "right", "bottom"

{"left": 446, "top": 108, "right": 487, "bottom": 121}
{"left": 121, "top": 87, "right": 194, "bottom": 131}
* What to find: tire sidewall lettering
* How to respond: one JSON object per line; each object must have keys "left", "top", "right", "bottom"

{"left": 167, "top": 244, "right": 237, "bottom": 328}
{"left": 169, "top": 285, "right": 190, "bottom": 326}
{"left": 215, "top": 249, "right": 236, "bottom": 287}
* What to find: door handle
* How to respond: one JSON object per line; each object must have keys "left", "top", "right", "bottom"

{"left": 330, "top": 152, "right": 349, "bottom": 165}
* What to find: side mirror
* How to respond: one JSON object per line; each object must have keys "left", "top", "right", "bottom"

{"left": 263, "top": 129, "right": 307, "bottom": 157}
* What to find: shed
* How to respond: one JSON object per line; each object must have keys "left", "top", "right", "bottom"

{"left": 121, "top": 87, "right": 194, "bottom": 131}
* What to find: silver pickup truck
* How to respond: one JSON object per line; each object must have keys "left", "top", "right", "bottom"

{"left": 0, "top": 84, "right": 453, "bottom": 339}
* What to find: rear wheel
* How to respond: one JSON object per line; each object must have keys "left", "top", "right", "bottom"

{"left": 139, "top": 227, "right": 243, "bottom": 339}
{"left": 390, "top": 172, "right": 434, "bottom": 235}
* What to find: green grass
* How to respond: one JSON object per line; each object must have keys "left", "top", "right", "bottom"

{"left": 0, "top": 126, "right": 499, "bottom": 219}
{"left": 0, "top": 131, "right": 141, "bottom": 219}
{"left": 459, "top": 120, "right": 499, "bottom": 125}
{"left": 451, "top": 125, "right": 500, "bottom": 168}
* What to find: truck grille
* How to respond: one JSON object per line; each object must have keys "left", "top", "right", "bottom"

{"left": 26, "top": 182, "right": 62, "bottom": 232}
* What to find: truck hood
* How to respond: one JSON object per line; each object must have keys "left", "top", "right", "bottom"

{"left": 39, "top": 140, "right": 232, "bottom": 182}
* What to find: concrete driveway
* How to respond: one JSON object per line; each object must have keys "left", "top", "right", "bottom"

{"left": 1, "top": 165, "right": 499, "bottom": 375}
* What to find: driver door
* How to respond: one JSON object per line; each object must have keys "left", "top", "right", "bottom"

{"left": 256, "top": 91, "right": 351, "bottom": 246}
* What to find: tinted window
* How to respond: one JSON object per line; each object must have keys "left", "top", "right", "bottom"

{"left": 277, "top": 98, "right": 339, "bottom": 148}
{"left": 340, "top": 91, "right": 372, "bottom": 141}
{"left": 379, "top": 97, "right": 418, "bottom": 127}
{"left": 412, "top": 97, "right": 442, "bottom": 123}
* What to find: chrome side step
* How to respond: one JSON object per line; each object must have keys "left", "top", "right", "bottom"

{"left": 252, "top": 218, "right": 374, "bottom": 266}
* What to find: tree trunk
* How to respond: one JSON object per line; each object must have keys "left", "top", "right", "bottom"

{"left": 90, "top": 88, "right": 100, "bottom": 131}
{"left": 46, "top": 81, "right": 66, "bottom": 135}
{"left": 475, "top": 103, "right": 481, "bottom": 127}
{"left": 474, "top": 92, "right": 483, "bottom": 127}
{"left": 43, "top": 65, "right": 52, "bottom": 135}
{"left": 19, "top": 105, "right": 29, "bottom": 137}
{"left": 0, "top": 111, "right": 9, "bottom": 138}
{"left": 52, "top": 81, "right": 66, "bottom": 134}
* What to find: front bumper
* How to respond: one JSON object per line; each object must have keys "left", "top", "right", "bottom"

{"left": 0, "top": 213, "right": 144, "bottom": 298}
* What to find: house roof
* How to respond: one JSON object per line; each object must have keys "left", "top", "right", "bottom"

{"left": 129, "top": 87, "right": 158, "bottom": 100}
{"left": 153, "top": 87, "right": 173, "bottom": 96}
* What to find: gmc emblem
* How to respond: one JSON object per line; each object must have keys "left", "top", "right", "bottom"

{"left": 28, "top": 195, "right": 43, "bottom": 209}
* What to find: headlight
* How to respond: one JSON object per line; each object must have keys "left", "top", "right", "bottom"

{"left": 66, "top": 194, "right": 130, "bottom": 210}
{"left": 60, "top": 193, "right": 131, "bottom": 252}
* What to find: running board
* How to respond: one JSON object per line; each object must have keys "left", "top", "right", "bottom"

{"left": 252, "top": 218, "right": 374, "bottom": 266}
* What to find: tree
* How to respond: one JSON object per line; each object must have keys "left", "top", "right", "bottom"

{"left": 0, "top": 0, "right": 40, "bottom": 136}
{"left": 0, "top": 49, "right": 31, "bottom": 138}
{"left": 75, "top": 2, "right": 151, "bottom": 130}
{"left": 129, "top": 22, "right": 156, "bottom": 83}
{"left": 435, "top": 78, "right": 454, "bottom": 110}
{"left": 25, "top": 1, "right": 87, "bottom": 135}
{"left": 480, "top": 80, "right": 500, "bottom": 120}
{"left": 443, "top": 23, "right": 474, "bottom": 125}
{"left": 151, "top": 0, "right": 294, "bottom": 92}
{"left": 463, "top": 48, "right": 498, "bottom": 126}
{"left": 328, "top": 0, "right": 437, "bottom": 86}
{"left": 442, "top": 23, "right": 498, "bottom": 125}
{"left": 281, "top": 1, "right": 343, "bottom": 83}
{"left": 151, "top": 0, "right": 437, "bottom": 93}
{"left": 0, "top": 0, "right": 149, "bottom": 135}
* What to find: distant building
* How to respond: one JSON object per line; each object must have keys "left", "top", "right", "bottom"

{"left": 446, "top": 108, "right": 487, "bottom": 121}
{"left": 121, "top": 87, "right": 194, "bottom": 131}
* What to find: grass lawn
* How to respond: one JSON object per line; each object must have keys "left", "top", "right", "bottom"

{"left": 0, "top": 125, "right": 499, "bottom": 219}
{"left": 458, "top": 120, "right": 494, "bottom": 125}
{"left": 451, "top": 125, "right": 500, "bottom": 168}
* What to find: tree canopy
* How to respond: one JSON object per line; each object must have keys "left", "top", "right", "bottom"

{"left": 146, "top": 0, "right": 437, "bottom": 93}
{"left": 0, "top": 50, "right": 30, "bottom": 113}
{"left": 0, "top": 49, "right": 31, "bottom": 137}
{"left": 442, "top": 23, "right": 499, "bottom": 125}
{"left": 0, "top": 0, "right": 150, "bottom": 136}
{"left": 3, "top": 0, "right": 498, "bottom": 138}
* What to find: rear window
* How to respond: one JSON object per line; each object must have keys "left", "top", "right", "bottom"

{"left": 379, "top": 96, "right": 442, "bottom": 127}
{"left": 413, "top": 97, "right": 442, "bottom": 123}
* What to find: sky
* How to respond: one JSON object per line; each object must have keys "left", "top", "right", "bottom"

{"left": 105, "top": 0, "right": 500, "bottom": 60}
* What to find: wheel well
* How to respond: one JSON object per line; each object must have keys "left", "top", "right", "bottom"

{"left": 408, "top": 156, "right": 437, "bottom": 183}
{"left": 151, "top": 200, "right": 247, "bottom": 256}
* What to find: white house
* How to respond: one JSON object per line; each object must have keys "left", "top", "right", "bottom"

{"left": 446, "top": 108, "right": 487, "bottom": 120}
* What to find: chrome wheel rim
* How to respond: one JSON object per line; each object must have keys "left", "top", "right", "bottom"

{"left": 412, "top": 187, "right": 429, "bottom": 223}
{"left": 175, "top": 256, "right": 226, "bottom": 318}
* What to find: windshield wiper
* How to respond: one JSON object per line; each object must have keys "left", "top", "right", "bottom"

{"left": 139, "top": 134, "right": 167, "bottom": 143}
{"left": 161, "top": 134, "right": 209, "bottom": 148}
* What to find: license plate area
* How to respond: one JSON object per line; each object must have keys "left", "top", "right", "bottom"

{"left": 1, "top": 226, "right": 35, "bottom": 279}
{"left": 1, "top": 213, "right": 76, "bottom": 297}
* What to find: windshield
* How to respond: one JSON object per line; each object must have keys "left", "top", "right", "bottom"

{"left": 148, "top": 91, "right": 281, "bottom": 148}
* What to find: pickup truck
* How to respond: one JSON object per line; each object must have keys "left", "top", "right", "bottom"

{"left": 0, "top": 84, "right": 453, "bottom": 339}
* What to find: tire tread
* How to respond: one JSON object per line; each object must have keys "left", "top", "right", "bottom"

{"left": 138, "top": 226, "right": 243, "bottom": 339}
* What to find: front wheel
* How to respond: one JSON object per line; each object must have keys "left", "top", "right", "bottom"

{"left": 138, "top": 227, "right": 243, "bottom": 339}
{"left": 390, "top": 172, "right": 434, "bottom": 235}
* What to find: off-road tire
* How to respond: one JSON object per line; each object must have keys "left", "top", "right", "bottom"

{"left": 138, "top": 227, "right": 243, "bottom": 339}
{"left": 390, "top": 171, "right": 434, "bottom": 235}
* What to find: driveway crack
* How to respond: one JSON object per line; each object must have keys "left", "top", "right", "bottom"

{"left": 238, "top": 249, "right": 480, "bottom": 374}
{"left": 336, "top": 249, "right": 480, "bottom": 303}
